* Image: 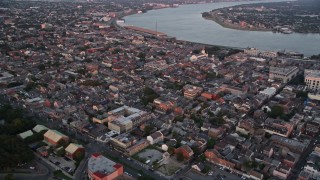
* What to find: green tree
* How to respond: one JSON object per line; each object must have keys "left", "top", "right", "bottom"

{"left": 144, "top": 125, "right": 154, "bottom": 136}
{"left": 168, "top": 146, "right": 175, "bottom": 154}
{"left": 296, "top": 91, "right": 308, "bottom": 99}
{"left": 38, "top": 64, "right": 46, "bottom": 71}
{"left": 174, "top": 116, "right": 184, "bottom": 122}
{"left": 56, "top": 148, "right": 65, "bottom": 157}
{"left": 24, "top": 130, "right": 46, "bottom": 144}
{"left": 76, "top": 68, "right": 86, "bottom": 75}
{"left": 259, "top": 163, "right": 265, "bottom": 170}
{"left": 137, "top": 52, "right": 146, "bottom": 61}
{"left": 192, "top": 49, "right": 201, "bottom": 54}
{"left": 201, "top": 165, "right": 211, "bottom": 174}
{"left": 57, "top": 140, "right": 68, "bottom": 148}
{"left": 268, "top": 105, "right": 284, "bottom": 118}
{"left": 4, "top": 174, "right": 15, "bottom": 180}
{"left": 138, "top": 176, "right": 154, "bottom": 180}
{"left": 207, "top": 138, "right": 216, "bottom": 149}
{"left": 81, "top": 80, "right": 102, "bottom": 86}
{"left": 74, "top": 151, "right": 84, "bottom": 162}
{"left": 198, "top": 154, "right": 206, "bottom": 162}
{"left": 141, "top": 87, "right": 159, "bottom": 106}
{"left": 192, "top": 146, "right": 200, "bottom": 156}
{"left": 265, "top": 132, "right": 272, "bottom": 139}
{"left": 157, "top": 51, "right": 166, "bottom": 56}
{"left": 24, "top": 82, "right": 36, "bottom": 92}
{"left": 244, "top": 160, "right": 258, "bottom": 168}
{"left": 74, "top": 150, "right": 85, "bottom": 167}
{"left": 209, "top": 116, "right": 224, "bottom": 125}
{"left": 0, "top": 135, "right": 34, "bottom": 170}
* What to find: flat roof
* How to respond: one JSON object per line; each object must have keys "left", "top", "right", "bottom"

{"left": 305, "top": 69, "right": 320, "bottom": 78}
{"left": 88, "top": 154, "right": 121, "bottom": 176}
{"left": 44, "top": 130, "right": 68, "bottom": 143}
{"left": 270, "top": 66, "right": 298, "bottom": 75}
{"left": 18, "top": 130, "right": 33, "bottom": 139}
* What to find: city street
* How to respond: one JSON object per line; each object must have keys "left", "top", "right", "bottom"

{"left": 287, "top": 139, "right": 316, "bottom": 180}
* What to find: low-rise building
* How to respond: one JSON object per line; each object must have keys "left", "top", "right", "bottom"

{"left": 125, "top": 139, "right": 149, "bottom": 156}
{"left": 259, "top": 87, "right": 277, "bottom": 98}
{"left": 153, "top": 98, "right": 175, "bottom": 113}
{"left": 183, "top": 84, "right": 203, "bottom": 99}
{"left": 270, "top": 135, "right": 306, "bottom": 153}
{"left": 263, "top": 118, "right": 294, "bottom": 137}
{"left": 107, "top": 106, "right": 151, "bottom": 133}
{"left": 305, "top": 69, "right": 320, "bottom": 91}
{"left": 269, "top": 66, "right": 299, "bottom": 83}
{"left": 204, "top": 149, "right": 236, "bottom": 169}
{"left": 18, "top": 130, "right": 34, "bottom": 140}
{"left": 32, "top": 125, "right": 48, "bottom": 133}
{"left": 65, "top": 143, "right": 85, "bottom": 160}
{"left": 88, "top": 153, "right": 123, "bottom": 180}
{"left": 260, "top": 51, "right": 277, "bottom": 58}
{"left": 236, "top": 119, "right": 255, "bottom": 135}
{"left": 208, "top": 127, "right": 226, "bottom": 139}
{"left": 175, "top": 145, "right": 194, "bottom": 160}
{"left": 244, "top": 48, "right": 260, "bottom": 57}
{"left": 147, "top": 131, "right": 163, "bottom": 145}
{"left": 44, "top": 130, "right": 69, "bottom": 147}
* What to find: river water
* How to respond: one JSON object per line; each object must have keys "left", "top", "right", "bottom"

{"left": 124, "top": 0, "right": 320, "bottom": 56}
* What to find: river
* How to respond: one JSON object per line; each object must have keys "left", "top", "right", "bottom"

{"left": 124, "top": 0, "right": 320, "bottom": 56}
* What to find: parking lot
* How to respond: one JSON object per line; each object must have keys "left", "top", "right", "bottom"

{"left": 210, "top": 166, "right": 242, "bottom": 180}
{"left": 136, "top": 148, "right": 163, "bottom": 165}
{"left": 47, "top": 154, "right": 76, "bottom": 174}
{"left": 182, "top": 165, "right": 242, "bottom": 180}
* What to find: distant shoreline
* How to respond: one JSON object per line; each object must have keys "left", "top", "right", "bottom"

{"left": 202, "top": 10, "right": 273, "bottom": 33}
{"left": 123, "top": 1, "right": 319, "bottom": 57}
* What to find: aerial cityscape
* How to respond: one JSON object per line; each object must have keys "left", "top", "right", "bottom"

{"left": 0, "top": 0, "right": 319, "bottom": 180}
{"left": 202, "top": 0, "right": 320, "bottom": 34}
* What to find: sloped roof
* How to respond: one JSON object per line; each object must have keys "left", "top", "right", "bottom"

{"left": 65, "top": 143, "right": 84, "bottom": 154}
{"left": 18, "top": 130, "right": 33, "bottom": 139}
{"left": 179, "top": 145, "right": 194, "bottom": 154}
{"left": 44, "top": 130, "right": 68, "bottom": 143}
{"left": 150, "top": 131, "right": 163, "bottom": 139}
{"left": 33, "top": 124, "right": 48, "bottom": 133}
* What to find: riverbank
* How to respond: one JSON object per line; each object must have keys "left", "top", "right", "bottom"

{"left": 202, "top": 10, "right": 272, "bottom": 32}
{"left": 124, "top": 0, "right": 320, "bottom": 57}
{"left": 202, "top": 0, "right": 320, "bottom": 34}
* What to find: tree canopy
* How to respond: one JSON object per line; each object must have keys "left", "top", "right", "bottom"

{"left": 268, "top": 105, "right": 284, "bottom": 118}
{"left": 207, "top": 138, "right": 216, "bottom": 149}
{"left": 0, "top": 105, "right": 35, "bottom": 170}
{"left": 141, "top": 87, "right": 159, "bottom": 106}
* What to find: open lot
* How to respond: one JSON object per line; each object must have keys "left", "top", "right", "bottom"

{"left": 158, "top": 157, "right": 183, "bottom": 176}
{"left": 47, "top": 154, "right": 76, "bottom": 174}
{"left": 136, "top": 148, "right": 163, "bottom": 165}
{"left": 180, "top": 164, "right": 242, "bottom": 180}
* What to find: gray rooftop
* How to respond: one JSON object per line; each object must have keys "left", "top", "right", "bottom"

{"left": 88, "top": 154, "right": 117, "bottom": 175}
